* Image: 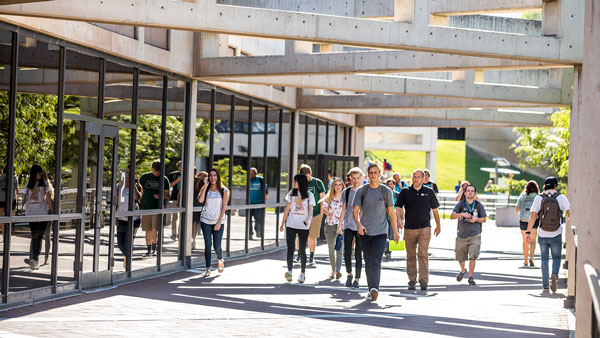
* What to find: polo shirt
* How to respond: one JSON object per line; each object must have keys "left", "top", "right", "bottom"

{"left": 395, "top": 185, "right": 439, "bottom": 229}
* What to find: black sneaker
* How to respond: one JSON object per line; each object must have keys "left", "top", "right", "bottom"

{"left": 408, "top": 281, "right": 416, "bottom": 290}
{"left": 308, "top": 257, "right": 315, "bottom": 265}
{"left": 345, "top": 275, "right": 353, "bottom": 287}
{"left": 352, "top": 280, "right": 360, "bottom": 289}
{"left": 143, "top": 251, "right": 152, "bottom": 258}
{"left": 294, "top": 255, "right": 300, "bottom": 263}
{"left": 468, "top": 277, "right": 476, "bottom": 285}
{"left": 456, "top": 270, "right": 467, "bottom": 282}
{"left": 419, "top": 279, "right": 428, "bottom": 290}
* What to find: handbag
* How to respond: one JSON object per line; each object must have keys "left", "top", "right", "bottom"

{"left": 335, "top": 234, "right": 343, "bottom": 251}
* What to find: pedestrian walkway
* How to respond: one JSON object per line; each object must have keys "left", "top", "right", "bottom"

{"left": 0, "top": 219, "right": 571, "bottom": 337}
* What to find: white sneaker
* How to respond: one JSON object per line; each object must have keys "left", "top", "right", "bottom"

{"left": 298, "top": 273, "right": 305, "bottom": 283}
{"left": 366, "top": 292, "right": 372, "bottom": 300}
{"left": 29, "top": 259, "right": 38, "bottom": 270}
{"left": 285, "top": 271, "right": 292, "bottom": 282}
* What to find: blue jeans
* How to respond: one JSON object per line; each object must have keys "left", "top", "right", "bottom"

{"left": 200, "top": 222, "right": 224, "bottom": 269}
{"left": 538, "top": 234, "right": 562, "bottom": 288}
{"left": 359, "top": 234, "right": 387, "bottom": 291}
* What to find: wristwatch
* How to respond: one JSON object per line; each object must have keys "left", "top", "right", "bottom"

{"left": 525, "top": 231, "right": 531, "bottom": 235}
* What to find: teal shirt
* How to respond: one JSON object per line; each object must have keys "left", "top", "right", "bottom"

{"left": 249, "top": 177, "right": 266, "bottom": 204}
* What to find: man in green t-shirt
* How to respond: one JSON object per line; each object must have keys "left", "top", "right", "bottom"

{"left": 139, "top": 161, "right": 170, "bottom": 257}
{"left": 299, "top": 164, "right": 325, "bottom": 265}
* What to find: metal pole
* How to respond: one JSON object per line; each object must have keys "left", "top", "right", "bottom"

{"left": 127, "top": 68, "right": 139, "bottom": 273}
{"left": 245, "top": 101, "right": 253, "bottom": 253}
{"left": 180, "top": 81, "right": 191, "bottom": 265}
{"left": 325, "top": 121, "right": 329, "bottom": 154}
{"left": 208, "top": 89, "right": 216, "bottom": 168}
{"left": 288, "top": 111, "right": 296, "bottom": 189}
{"left": 226, "top": 95, "right": 234, "bottom": 256}
{"left": 276, "top": 109, "right": 283, "bottom": 246}
{"left": 303, "top": 115, "right": 308, "bottom": 163}
{"left": 157, "top": 75, "right": 168, "bottom": 267}
{"left": 261, "top": 105, "right": 268, "bottom": 251}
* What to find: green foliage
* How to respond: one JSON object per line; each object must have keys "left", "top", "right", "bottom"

{"left": 213, "top": 157, "right": 246, "bottom": 187}
{"left": 512, "top": 109, "right": 570, "bottom": 185}
{"left": 485, "top": 179, "right": 528, "bottom": 196}
{"left": 521, "top": 11, "right": 542, "bottom": 20}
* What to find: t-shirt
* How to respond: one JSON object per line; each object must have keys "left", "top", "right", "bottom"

{"left": 517, "top": 192, "right": 537, "bottom": 222}
{"left": 307, "top": 178, "right": 326, "bottom": 216}
{"left": 24, "top": 181, "right": 54, "bottom": 216}
{"left": 395, "top": 185, "right": 440, "bottom": 229}
{"left": 168, "top": 171, "right": 181, "bottom": 201}
{"left": 249, "top": 177, "right": 267, "bottom": 204}
{"left": 423, "top": 181, "right": 439, "bottom": 194}
{"left": 341, "top": 186, "right": 358, "bottom": 231}
{"left": 323, "top": 196, "right": 343, "bottom": 226}
{"left": 116, "top": 186, "right": 140, "bottom": 221}
{"left": 453, "top": 199, "right": 487, "bottom": 238}
{"left": 352, "top": 185, "right": 393, "bottom": 236}
{"left": 0, "top": 174, "right": 18, "bottom": 202}
{"left": 530, "top": 190, "right": 570, "bottom": 238}
{"left": 285, "top": 190, "right": 315, "bottom": 230}
{"left": 139, "top": 173, "right": 170, "bottom": 210}
{"left": 200, "top": 188, "right": 226, "bottom": 225}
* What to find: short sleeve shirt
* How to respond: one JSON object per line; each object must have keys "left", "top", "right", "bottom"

{"left": 24, "top": 181, "right": 54, "bottom": 216}
{"left": 285, "top": 191, "right": 316, "bottom": 230}
{"left": 341, "top": 186, "right": 358, "bottom": 231}
{"left": 395, "top": 185, "right": 440, "bottom": 229}
{"left": 168, "top": 171, "right": 181, "bottom": 201}
{"left": 423, "top": 181, "right": 439, "bottom": 194}
{"left": 249, "top": 177, "right": 266, "bottom": 204}
{"left": 307, "top": 178, "right": 326, "bottom": 216}
{"left": 530, "top": 190, "right": 570, "bottom": 238}
{"left": 139, "top": 173, "right": 170, "bottom": 210}
{"left": 452, "top": 199, "right": 487, "bottom": 238}
{"left": 323, "top": 197, "right": 343, "bottom": 226}
{"left": 352, "top": 185, "right": 394, "bottom": 236}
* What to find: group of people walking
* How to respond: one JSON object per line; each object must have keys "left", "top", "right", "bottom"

{"left": 280, "top": 163, "right": 571, "bottom": 301}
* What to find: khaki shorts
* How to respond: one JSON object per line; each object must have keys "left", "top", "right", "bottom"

{"left": 141, "top": 214, "right": 160, "bottom": 231}
{"left": 455, "top": 235, "right": 481, "bottom": 262}
{"left": 308, "top": 214, "right": 323, "bottom": 239}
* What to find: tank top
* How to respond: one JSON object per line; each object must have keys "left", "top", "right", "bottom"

{"left": 200, "top": 188, "right": 225, "bottom": 225}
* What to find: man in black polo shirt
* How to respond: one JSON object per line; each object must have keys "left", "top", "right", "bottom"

{"left": 395, "top": 169, "right": 441, "bottom": 291}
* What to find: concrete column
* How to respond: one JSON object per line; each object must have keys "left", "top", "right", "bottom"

{"left": 194, "top": 32, "right": 229, "bottom": 73}
{"left": 425, "top": 150, "right": 437, "bottom": 182}
{"left": 289, "top": 110, "right": 300, "bottom": 177}
{"left": 183, "top": 80, "right": 197, "bottom": 261}
{"left": 573, "top": 2, "right": 600, "bottom": 336}
{"left": 355, "top": 127, "right": 365, "bottom": 168}
{"left": 394, "top": 0, "right": 414, "bottom": 23}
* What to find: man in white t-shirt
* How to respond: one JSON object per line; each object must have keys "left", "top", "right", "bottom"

{"left": 526, "top": 177, "right": 571, "bottom": 293}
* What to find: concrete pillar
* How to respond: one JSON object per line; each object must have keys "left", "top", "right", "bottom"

{"left": 394, "top": 0, "right": 414, "bottom": 23}
{"left": 289, "top": 110, "right": 300, "bottom": 176}
{"left": 194, "top": 32, "right": 229, "bottom": 73}
{"left": 573, "top": 2, "right": 600, "bottom": 336}
{"left": 355, "top": 127, "right": 365, "bottom": 167}
{"left": 183, "top": 80, "right": 197, "bottom": 261}
{"left": 426, "top": 151, "right": 437, "bottom": 182}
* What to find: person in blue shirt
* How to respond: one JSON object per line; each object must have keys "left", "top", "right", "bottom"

{"left": 392, "top": 173, "right": 407, "bottom": 194}
{"left": 249, "top": 168, "right": 268, "bottom": 239}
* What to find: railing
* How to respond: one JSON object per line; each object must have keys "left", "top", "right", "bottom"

{"left": 437, "top": 192, "right": 518, "bottom": 219}
{"left": 584, "top": 263, "right": 600, "bottom": 338}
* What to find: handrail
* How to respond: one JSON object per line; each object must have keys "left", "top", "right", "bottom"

{"left": 584, "top": 263, "right": 600, "bottom": 334}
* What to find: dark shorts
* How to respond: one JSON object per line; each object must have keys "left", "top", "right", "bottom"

{"left": 0, "top": 200, "right": 17, "bottom": 211}
{"left": 117, "top": 219, "right": 141, "bottom": 231}
{"left": 193, "top": 211, "right": 201, "bottom": 223}
{"left": 520, "top": 219, "right": 539, "bottom": 231}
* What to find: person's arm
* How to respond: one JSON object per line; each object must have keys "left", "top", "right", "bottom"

{"left": 525, "top": 211, "right": 538, "bottom": 243}
{"left": 170, "top": 175, "right": 181, "bottom": 188}
{"left": 515, "top": 195, "right": 521, "bottom": 214}
{"left": 396, "top": 207, "right": 404, "bottom": 229}
{"left": 353, "top": 205, "right": 365, "bottom": 235}
{"left": 45, "top": 184, "right": 54, "bottom": 214}
{"left": 319, "top": 191, "right": 325, "bottom": 216}
{"left": 388, "top": 205, "right": 399, "bottom": 242}
{"left": 306, "top": 204, "right": 314, "bottom": 225}
{"left": 214, "top": 189, "right": 229, "bottom": 231}
{"left": 197, "top": 180, "right": 209, "bottom": 204}
{"left": 280, "top": 200, "right": 292, "bottom": 232}
{"left": 432, "top": 208, "right": 441, "bottom": 236}
{"left": 337, "top": 202, "right": 346, "bottom": 235}
{"left": 134, "top": 183, "right": 142, "bottom": 201}
{"left": 455, "top": 190, "right": 464, "bottom": 201}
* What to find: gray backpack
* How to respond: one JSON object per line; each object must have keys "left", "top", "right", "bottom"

{"left": 359, "top": 184, "right": 391, "bottom": 207}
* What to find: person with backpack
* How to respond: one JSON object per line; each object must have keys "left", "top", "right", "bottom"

{"left": 395, "top": 169, "right": 441, "bottom": 291}
{"left": 23, "top": 165, "right": 54, "bottom": 271}
{"left": 516, "top": 180, "right": 540, "bottom": 267}
{"left": 249, "top": 167, "right": 268, "bottom": 240}
{"left": 353, "top": 163, "right": 399, "bottom": 301}
{"left": 526, "top": 177, "right": 570, "bottom": 293}
{"left": 337, "top": 167, "right": 364, "bottom": 289}
{"left": 114, "top": 167, "right": 142, "bottom": 268}
{"left": 450, "top": 184, "right": 487, "bottom": 285}
{"left": 197, "top": 168, "right": 230, "bottom": 277}
{"left": 298, "top": 164, "right": 325, "bottom": 265}
{"left": 322, "top": 177, "right": 345, "bottom": 280}
{"left": 280, "top": 174, "right": 315, "bottom": 283}
{"left": 384, "top": 178, "right": 401, "bottom": 259}
{"left": 139, "top": 161, "right": 170, "bottom": 258}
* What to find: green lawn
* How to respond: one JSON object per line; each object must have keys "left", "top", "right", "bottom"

{"left": 371, "top": 139, "right": 466, "bottom": 191}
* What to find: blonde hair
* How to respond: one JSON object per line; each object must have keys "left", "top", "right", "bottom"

{"left": 347, "top": 167, "right": 364, "bottom": 177}
{"left": 321, "top": 177, "right": 346, "bottom": 205}
{"left": 299, "top": 164, "right": 312, "bottom": 175}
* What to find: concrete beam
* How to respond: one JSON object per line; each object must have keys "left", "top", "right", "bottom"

{"left": 305, "top": 107, "right": 553, "bottom": 125}
{"left": 299, "top": 94, "right": 560, "bottom": 109}
{"left": 0, "top": 0, "right": 52, "bottom": 4}
{"left": 430, "top": 0, "right": 542, "bottom": 16}
{"left": 0, "top": 0, "right": 581, "bottom": 63}
{"left": 195, "top": 50, "right": 569, "bottom": 79}
{"left": 356, "top": 115, "right": 543, "bottom": 128}
{"left": 217, "top": 74, "right": 570, "bottom": 105}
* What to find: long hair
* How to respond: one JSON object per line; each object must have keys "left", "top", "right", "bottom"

{"left": 207, "top": 168, "right": 223, "bottom": 194}
{"left": 525, "top": 180, "right": 540, "bottom": 195}
{"left": 292, "top": 174, "right": 309, "bottom": 200}
{"left": 322, "top": 177, "right": 345, "bottom": 204}
{"left": 26, "top": 165, "right": 45, "bottom": 190}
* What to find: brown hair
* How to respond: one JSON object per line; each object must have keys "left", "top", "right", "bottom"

{"left": 525, "top": 180, "right": 540, "bottom": 195}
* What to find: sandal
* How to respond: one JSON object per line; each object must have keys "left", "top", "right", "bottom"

{"left": 203, "top": 268, "right": 211, "bottom": 277}
{"left": 218, "top": 259, "right": 225, "bottom": 273}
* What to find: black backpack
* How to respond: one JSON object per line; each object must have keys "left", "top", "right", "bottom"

{"left": 539, "top": 192, "right": 562, "bottom": 231}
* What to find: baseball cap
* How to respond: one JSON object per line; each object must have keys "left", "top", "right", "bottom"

{"left": 544, "top": 177, "right": 558, "bottom": 190}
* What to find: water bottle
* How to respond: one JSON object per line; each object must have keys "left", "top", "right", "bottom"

{"left": 473, "top": 209, "right": 479, "bottom": 220}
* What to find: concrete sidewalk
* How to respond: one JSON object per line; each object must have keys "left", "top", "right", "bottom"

{"left": 0, "top": 220, "right": 572, "bottom": 337}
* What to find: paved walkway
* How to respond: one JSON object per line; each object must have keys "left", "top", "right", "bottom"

{"left": 0, "top": 219, "right": 572, "bottom": 337}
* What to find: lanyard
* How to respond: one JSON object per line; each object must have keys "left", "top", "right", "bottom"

{"left": 465, "top": 200, "right": 476, "bottom": 214}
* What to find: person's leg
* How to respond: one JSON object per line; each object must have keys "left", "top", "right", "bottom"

{"left": 468, "top": 235, "right": 481, "bottom": 279}
{"left": 549, "top": 235, "right": 562, "bottom": 278}
{"left": 538, "top": 236, "right": 550, "bottom": 289}
{"left": 249, "top": 208, "right": 257, "bottom": 239}
{"left": 308, "top": 214, "right": 323, "bottom": 261}
{"left": 404, "top": 229, "right": 419, "bottom": 284}
{"left": 469, "top": 259, "right": 476, "bottom": 278}
{"left": 31, "top": 222, "right": 46, "bottom": 262}
{"left": 335, "top": 239, "right": 344, "bottom": 275}
{"left": 0, "top": 206, "right": 5, "bottom": 238}
{"left": 456, "top": 237, "right": 468, "bottom": 273}
{"left": 369, "top": 234, "right": 387, "bottom": 291}
{"left": 43, "top": 222, "right": 51, "bottom": 264}
{"left": 172, "top": 207, "right": 179, "bottom": 238}
{"left": 200, "top": 222, "right": 213, "bottom": 269}
{"left": 359, "top": 234, "right": 373, "bottom": 291}
{"left": 298, "top": 229, "right": 309, "bottom": 273}
{"left": 286, "top": 227, "right": 296, "bottom": 271}
{"left": 529, "top": 228, "right": 538, "bottom": 264}
{"left": 212, "top": 223, "right": 225, "bottom": 261}
{"left": 258, "top": 208, "right": 265, "bottom": 238}
{"left": 343, "top": 229, "right": 354, "bottom": 275}
{"left": 116, "top": 220, "right": 127, "bottom": 256}
{"left": 324, "top": 224, "right": 337, "bottom": 274}
{"left": 354, "top": 231, "right": 363, "bottom": 280}
{"left": 416, "top": 228, "right": 432, "bottom": 283}
{"left": 521, "top": 230, "right": 529, "bottom": 265}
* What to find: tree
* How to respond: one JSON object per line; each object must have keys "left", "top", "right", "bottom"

{"left": 521, "top": 11, "right": 542, "bottom": 20}
{"left": 512, "top": 109, "right": 570, "bottom": 185}
{"left": 213, "top": 157, "right": 246, "bottom": 187}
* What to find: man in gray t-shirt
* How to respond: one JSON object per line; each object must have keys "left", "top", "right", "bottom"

{"left": 450, "top": 185, "right": 487, "bottom": 286}
{"left": 338, "top": 169, "right": 364, "bottom": 289}
{"left": 352, "top": 163, "right": 399, "bottom": 302}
